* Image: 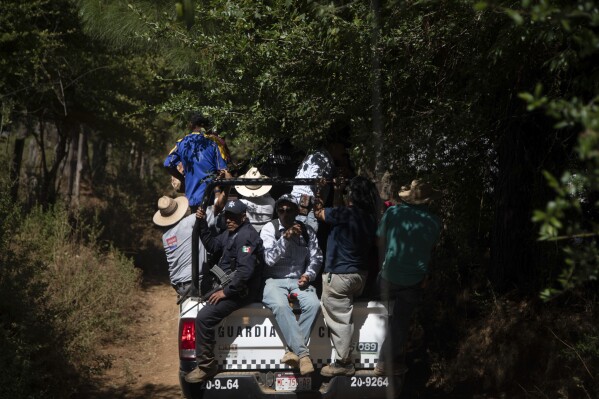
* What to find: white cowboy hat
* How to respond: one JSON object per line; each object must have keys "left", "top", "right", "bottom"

{"left": 235, "top": 167, "right": 272, "bottom": 198}
{"left": 152, "top": 196, "right": 189, "bottom": 226}
{"left": 398, "top": 180, "right": 441, "bottom": 204}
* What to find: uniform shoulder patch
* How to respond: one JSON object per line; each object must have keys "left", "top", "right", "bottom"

{"left": 166, "top": 236, "right": 178, "bottom": 249}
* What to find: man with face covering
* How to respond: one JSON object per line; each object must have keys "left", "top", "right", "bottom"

{"left": 184, "top": 199, "right": 264, "bottom": 383}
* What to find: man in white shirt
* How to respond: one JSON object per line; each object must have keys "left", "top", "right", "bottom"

{"left": 260, "top": 194, "right": 323, "bottom": 376}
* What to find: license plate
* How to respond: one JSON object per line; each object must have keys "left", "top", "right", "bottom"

{"left": 274, "top": 372, "right": 311, "bottom": 391}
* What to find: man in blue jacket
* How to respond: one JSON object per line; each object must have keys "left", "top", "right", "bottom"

{"left": 314, "top": 176, "right": 380, "bottom": 377}
{"left": 164, "top": 113, "right": 229, "bottom": 211}
{"left": 185, "top": 199, "right": 264, "bottom": 383}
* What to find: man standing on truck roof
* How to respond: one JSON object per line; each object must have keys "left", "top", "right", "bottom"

{"left": 164, "top": 112, "right": 229, "bottom": 212}
{"left": 314, "top": 176, "right": 380, "bottom": 377}
{"left": 260, "top": 193, "right": 323, "bottom": 376}
{"left": 374, "top": 180, "right": 442, "bottom": 377}
{"left": 185, "top": 199, "right": 264, "bottom": 383}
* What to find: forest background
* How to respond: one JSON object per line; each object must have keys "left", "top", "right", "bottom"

{"left": 0, "top": 0, "right": 597, "bottom": 398}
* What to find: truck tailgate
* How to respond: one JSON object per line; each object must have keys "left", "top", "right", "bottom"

{"left": 181, "top": 299, "right": 390, "bottom": 370}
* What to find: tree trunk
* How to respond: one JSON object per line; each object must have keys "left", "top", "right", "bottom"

{"left": 25, "top": 132, "right": 40, "bottom": 205}
{"left": 491, "top": 122, "right": 535, "bottom": 292}
{"left": 91, "top": 135, "right": 107, "bottom": 184}
{"left": 139, "top": 150, "right": 146, "bottom": 180}
{"left": 489, "top": 113, "right": 566, "bottom": 293}
{"left": 79, "top": 127, "right": 91, "bottom": 196}
{"left": 10, "top": 138, "right": 25, "bottom": 200}
{"left": 72, "top": 126, "right": 85, "bottom": 208}
{"left": 36, "top": 118, "right": 51, "bottom": 205}
{"left": 38, "top": 120, "right": 70, "bottom": 206}
{"left": 65, "top": 126, "right": 79, "bottom": 199}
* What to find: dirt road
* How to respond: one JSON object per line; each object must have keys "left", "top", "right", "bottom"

{"left": 90, "top": 276, "right": 183, "bottom": 399}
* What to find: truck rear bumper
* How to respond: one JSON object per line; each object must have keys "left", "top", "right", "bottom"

{"left": 179, "top": 368, "right": 403, "bottom": 399}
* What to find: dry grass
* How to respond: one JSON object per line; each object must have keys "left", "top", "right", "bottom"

{"left": 1, "top": 202, "right": 141, "bottom": 398}
{"left": 429, "top": 294, "right": 599, "bottom": 398}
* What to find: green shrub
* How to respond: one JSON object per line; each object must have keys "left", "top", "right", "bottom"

{"left": 0, "top": 180, "right": 76, "bottom": 399}
{"left": 15, "top": 203, "right": 141, "bottom": 377}
{"left": 0, "top": 251, "right": 78, "bottom": 399}
{"left": 0, "top": 184, "right": 141, "bottom": 398}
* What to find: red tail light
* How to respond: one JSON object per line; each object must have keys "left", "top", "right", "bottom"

{"left": 179, "top": 318, "right": 196, "bottom": 359}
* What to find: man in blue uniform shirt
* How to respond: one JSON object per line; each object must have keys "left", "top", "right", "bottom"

{"left": 185, "top": 199, "right": 264, "bottom": 383}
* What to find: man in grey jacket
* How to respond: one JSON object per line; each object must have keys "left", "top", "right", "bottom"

{"left": 153, "top": 187, "right": 228, "bottom": 298}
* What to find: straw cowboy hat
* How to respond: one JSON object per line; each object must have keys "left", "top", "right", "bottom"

{"left": 398, "top": 180, "right": 441, "bottom": 204}
{"left": 153, "top": 196, "right": 189, "bottom": 226}
{"left": 235, "top": 167, "right": 272, "bottom": 198}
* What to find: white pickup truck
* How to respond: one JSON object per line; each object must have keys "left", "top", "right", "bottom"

{"left": 178, "top": 297, "right": 402, "bottom": 398}
{"left": 177, "top": 178, "right": 403, "bottom": 399}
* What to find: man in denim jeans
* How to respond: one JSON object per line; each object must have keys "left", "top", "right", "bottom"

{"left": 260, "top": 194, "right": 323, "bottom": 375}
{"left": 375, "top": 180, "right": 442, "bottom": 376}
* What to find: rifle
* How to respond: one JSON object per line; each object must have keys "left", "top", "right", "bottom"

{"left": 200, "top": 264, "right": 237, "bottom": 302}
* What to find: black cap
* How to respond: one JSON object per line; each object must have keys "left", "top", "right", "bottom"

{"left": 224, "top": 199, "right": 247, "bottom": 215}
{"left": 275, "top": 194, "right": 299, "bottom": 209}
{"left": 189, "top": 112, "right": 212, "bottom": 128}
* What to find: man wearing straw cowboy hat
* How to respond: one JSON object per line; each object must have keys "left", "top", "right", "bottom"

{"left": 236, "top": 167, "right": 276, "bottom": 232}
{"left": 153, "top": 193, "right": 227, "bottom": 298}
{"left": 374, "top": 180, "right": 442, "bottom": 377}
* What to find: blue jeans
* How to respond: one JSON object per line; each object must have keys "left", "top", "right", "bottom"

{"left": 377, "top": 275, "right": 423, "bottom": 364}
{"left": 262, "top": 278, "right": 320, "bottom": 358}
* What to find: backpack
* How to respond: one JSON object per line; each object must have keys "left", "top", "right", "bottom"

{"left": 270, "top": 219, "right": 310, "bottom": 247}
